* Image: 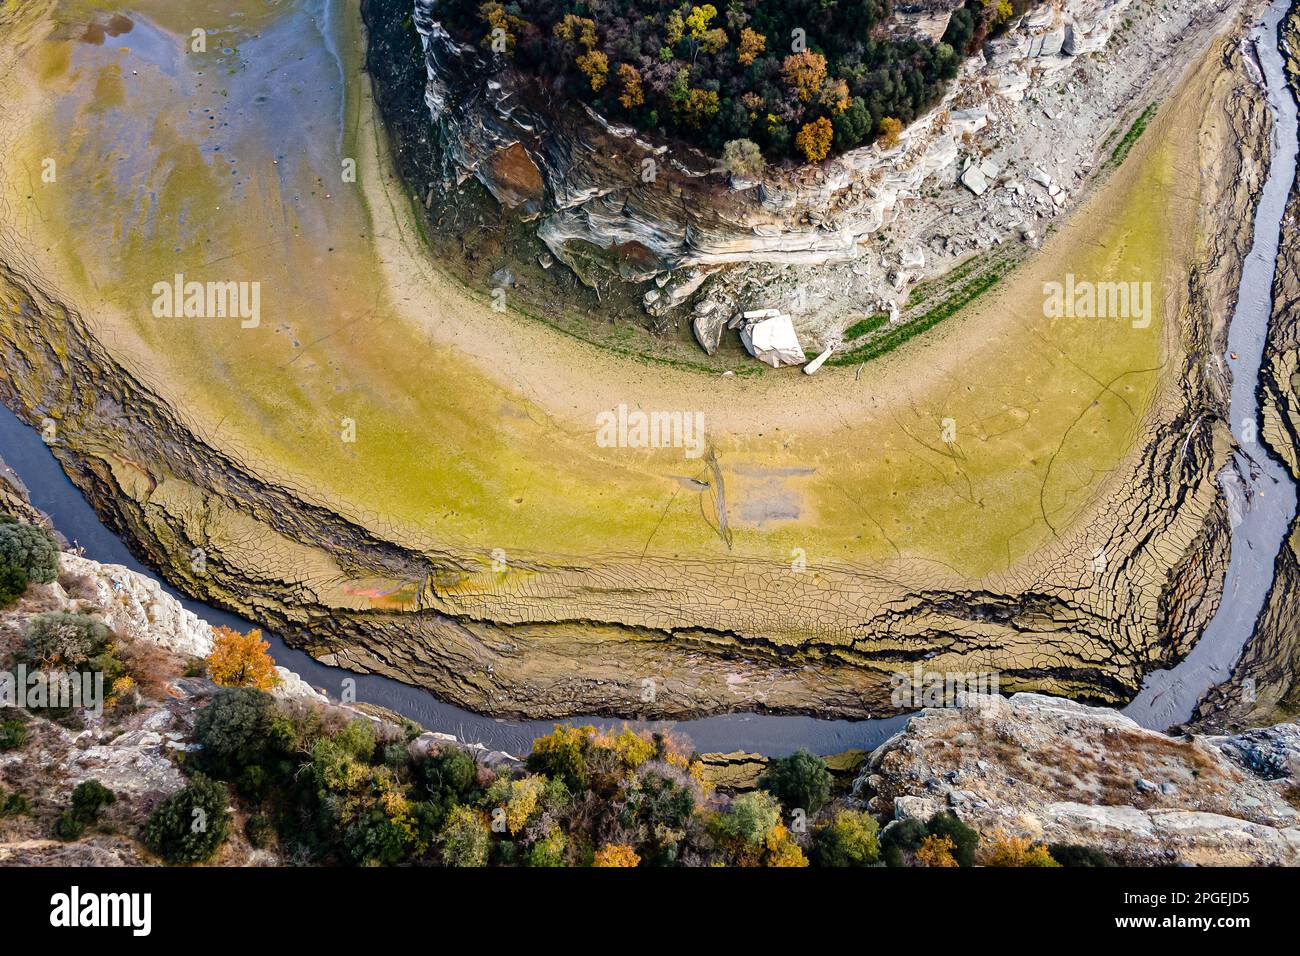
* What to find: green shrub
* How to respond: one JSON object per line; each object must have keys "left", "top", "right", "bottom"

{"left": 880, "top": 817, "right": 928, "bottom": 867}
{"left": 718, "top": 790, "right": 782, "bottom": 847}
{"left": 193, "top": 687, "right": 277, "bottom": 779}
{"left": 813, "top": 809, "right": 880, "bottom": 866}
{"left": 0, "top": 563, "right": 27, "bottom": 608}
{"left": 52, "top": 811, "right": 85, "bottom": 841}
{"left": 0, "top": 720, "right": 28, "bottom": 751}
{"left": 758, "top": 749, "right": 832, "bottom": 814}
{"left": 245, "top": 814, "right": 275, "bottom": 849}
{"left": 0, "top": 518, "right": 59, "bottom": 586}
{"left": 1049, "top": 843, "right": 1115, "bottom": 867}
{"left": 70, "top": 780, "right": 116, "bottom": 823}
{"left": 142, "top": 774, "right": 231, "bottom": 864}
{"left": 0, "top": 789, "right": 30, "bottom": 816}
{"left": 22, "top": 612, "right": 111, "bottom": 669}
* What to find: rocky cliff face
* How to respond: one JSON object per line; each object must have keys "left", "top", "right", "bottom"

{"left": 857, "top": 693, "right": 1300, "bottom": 865}
{"left": 414, "top": 0, "right": 1134, "bottom": 288}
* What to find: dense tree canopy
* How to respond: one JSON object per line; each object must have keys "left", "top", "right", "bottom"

{"left": 441, "top": 0, "right": 1041, "bottom": 163}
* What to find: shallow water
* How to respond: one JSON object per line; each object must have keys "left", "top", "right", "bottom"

{"left": 1123, "top": 0, "right": 1300, "bottom": 729}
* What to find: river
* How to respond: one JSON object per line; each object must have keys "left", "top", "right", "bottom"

{"left": 0, "top": 0, "right": 1295, "bottom": 756}
{"left": 1124, "top": 0, "right": 1300, "bottom": 729}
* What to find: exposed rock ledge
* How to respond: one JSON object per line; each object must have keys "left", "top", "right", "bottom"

{"left": 414, "top": 0, "right": 1134, "bottom": 284}
{"left": 856, "top": 693, "right": 1300, "bottom": 866}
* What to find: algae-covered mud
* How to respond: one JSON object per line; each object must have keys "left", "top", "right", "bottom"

{"left": 0, "top": 0, "right": 1292, "bottom": 728}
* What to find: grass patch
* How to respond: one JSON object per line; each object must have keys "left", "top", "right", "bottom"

{"left": 1106, "top": 102, "right": 1158, "bottom": 168}
{"left": 829, "top": 258, "right": 1013, "bottom": 367}
{"left": 843, "top": 313, "right": 889, "bottom": 341}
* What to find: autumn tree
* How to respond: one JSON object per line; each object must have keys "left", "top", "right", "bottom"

{"left": 478, "top": 1, "right": 525, "bottom": 55}
{"left": 795, "top": 116, "right": 834, "bottom": 163}
{"left": 553, "top": 14, "right": 598, "bottom": 50}
{"left": 617, "top": 63, "right": 644, "bottom": 109}
{"left": 737, "top": 27, "right": 766, "bottom": 65}
{"left": 877, "top": 116, "right": 904, "bottom": 149}
{"left": 982, "top": 834, "right": 1061, "bottom": 867}
{"left": 915, "top": 833, "right": 958, "bottom": 867}
{"left": 205, "top": 625, "right": 280, "bottom": 690}
{"left": 593, "top": 843, "right": 641, "bottom": 867}
{"left": 782, "top": 50, "right": 827, "bottom": 103}
{"left": 681, "top": 88, "right": 720, "bottom": 127}
{"left": 819, "top": 77, "right": 851, "bottom": 115}
{"left": 576, "top": 49, "right": 609, "bottom": 91}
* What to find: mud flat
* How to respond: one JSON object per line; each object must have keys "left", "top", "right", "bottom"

{"left": 0, "top": 0, "right": 1281, "bottom": 720}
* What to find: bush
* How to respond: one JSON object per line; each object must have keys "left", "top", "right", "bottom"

{"left": 1048, "top": 843, "right": 1115, "bottom": 867}
{"left": 812, "top": 809, "right": 880, "bottom": 866}
{"left": 0, "top": 719, "right": 29, "bottom": 751}
{"left": 925, "top": 812, "right": 979, "bottom": 867}
{"left": 880, "top": 817, "right": 928, "bottom": 867}
{"left": 22, "top": 612, "right": 112, "bottom": 669}
{"left": 193, "top": 687, "right": 278, "bottom": 779}
{"left": 245, "top": 814, "right": 276, "bottom": 849}
{"left": 70, "top": 780, "right": 116, "bottom": 823}
{"left": 718, "top": 790, "right": 782, "bottom": 847}
{"left": 0, "top": 562, "right": 27, "bottom": 608}
{"left": 52, "top": 811, "right": 85, "bottom": 841}
{"left": 758, "top": 749, "right": 832, "bottom": 815}
{"left": 982, "top": 834, "right": 1060, "bottom": 867}
{"left": 142, "top": 775, "right": 231, "bottom": 864}
{"left": 0, "top": 518, "right": 59, "bottom": 586}
{"left": 438, "top": 805, "right": 490, "bottom": 867}
{"left": 0, "top": 789, "right": 30, "bottom": 816}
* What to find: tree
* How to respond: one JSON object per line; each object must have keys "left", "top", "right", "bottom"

{"left": 577, "top": 49, "right": 609, "bottom": 91}
{"left": 813, "top": 809, "right": 880, "bottom": 866}
{"left": 681, "top": 88, "right": 720, "bottom": 127}
{"left": 721, "top": 139, "right": 765, "bottom": 178}
{"left": 0, "top": 518, "right": 59, "bottom": 586}
{"left": 782, "top": 51, "right": 827, "bottom": 103}
{"left": 795, "top": 117, "right": 834, "bottom": 163}
{"left": 142, "top": 775, "right": 231, "bottom": 864}
{"left": 205, "top": 626, "right": 280, "bottom": 690}
{"left": 593, "top": 843, "right": 640, "bottom": 867}
{"left": 926, "top": 811, "right": 979, "bottom": 867}
{"left": 193, "top": 686, "right": 278, "bottom": 779}
{"left": 878, "top": 116, "right": 903, "bottom": 149}
{"left": 438, "top": 805, "right": 490, "bottom": 866}
{"left": 758, "top": 748, "right": 832, "bottom": 814}
{"left": 915, "top": 833, "right": 958, "bottom": 867}
{"left": 617, "top": 64, "right": 644, "bottom": 109}
{"left": 552, "top": 14, "right": 598, "bottom": 50}
{"left": 737, "top": 27, "right": 766, "bottom": 66}
{"left": 719, "top": 790, "right": 782, "bottom": 847}
{"left": 982, "top": 834, "right": 1061, "bottom": 867}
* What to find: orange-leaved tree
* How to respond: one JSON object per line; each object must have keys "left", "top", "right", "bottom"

{"left": 205, "top": 625, "right": 280, "bottom": 690}
{"left": 592, "top": 843, "right": 641, "bottom": 867}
